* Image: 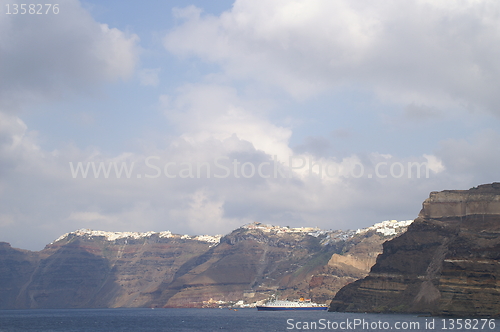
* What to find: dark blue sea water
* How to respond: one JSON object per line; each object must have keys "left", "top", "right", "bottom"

{"left": 0, "top": 308, "right": 498, "bottom": 332}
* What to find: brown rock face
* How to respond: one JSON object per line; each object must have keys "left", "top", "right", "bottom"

{"left": 2, "top": 234, "right": 213, "bottom": 309}
{"left": 150, "top": 227, "right": 336, "bottom": 307}
{"left": 153, "top": 225, "right": 408, "bottom": 307}
{"left": 308, "top": 229, "right": 395, "bottom": 304}
{"left": 0, "top": 242, "right": 38, "bottom": 308}
{"left": 0, "top": 221, "right": 410, "bottom": 309}
{"left": 329, "top": 183, "right": 500, "bottom": 317}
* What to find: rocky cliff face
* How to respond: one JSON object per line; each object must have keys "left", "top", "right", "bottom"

{"left": 2, "top": 231, "right": 216, "bottom": 309}
{"left": 329, "top": 183, "right": 500, "bottom": 317}
{"left": 0, "top": 221, "right": 411, "bottom": 309}
{"left": 308, "top": 220, "right": 411, "bottom": 304}
{"left": 0, "top": 242, "right": 38, "bottom": 308}
{"left": 150, "top": 224, "right": 406, "bottom": 307}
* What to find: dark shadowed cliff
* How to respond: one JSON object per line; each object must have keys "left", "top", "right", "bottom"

{"left": 329, "top": 183, "right": 500, "bottom": 317}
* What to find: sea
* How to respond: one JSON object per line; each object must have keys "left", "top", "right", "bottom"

{"left": 0, "top": 308, "right": 498, "bottom": 332}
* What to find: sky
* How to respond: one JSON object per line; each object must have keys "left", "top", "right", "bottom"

{"left": 2, "top": 0, "right": 500, "bottom": 250}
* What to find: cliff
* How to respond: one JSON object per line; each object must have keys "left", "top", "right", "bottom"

{"left": 0, "top": 242, "right": 39, "bottom": 308}
{"left": 0, "top": 221, "right": 410, "bottom": 309}
{"left": 2, "top": 231, "right": 217, "bottom": 309}
{"left": 152, "top": 222, "right": 410, "bottom": 307}
{"left": 329, "top": 183, "right": 500, "bottom": 317}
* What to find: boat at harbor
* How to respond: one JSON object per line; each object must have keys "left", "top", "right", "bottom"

{"left": 256, "top": 298, "right": 328, "bottom": 311}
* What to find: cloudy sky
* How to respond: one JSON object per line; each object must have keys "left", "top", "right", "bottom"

{"left": 2, "top": 0, "right": 500, "bottom": 250}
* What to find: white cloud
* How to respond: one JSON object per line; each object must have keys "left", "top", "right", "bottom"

{"left": 0, "top": 0, "right": 142, "bottom": 248}
{"left": 423, "top": 154, "right": 445, "bottom": 174}
{"left": 165, "top": 0, "right": 500, "bottom": 111}
{"left": 95, "top": 24, "right": 139, "bottom": 80}
{"left": 0, "top": 112, "right": 42, "bottom": 167}
{"left": 0, "top": 0, "right": 139, "bottom": 110}
{"left": 169, "top": 189, "right": 245, "bottom": 235}
{"left": 162, "top": 84, "right": 293, "bottom": 162}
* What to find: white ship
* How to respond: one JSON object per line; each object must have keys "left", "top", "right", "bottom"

{"left": 256, "top": 298, "right": 328, "bottom": 311}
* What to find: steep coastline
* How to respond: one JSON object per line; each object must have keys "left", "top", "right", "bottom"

{"left": 329, "top": 183, "right": 500, "bottom": 317}
{"left": 0, "top": 221, "right": 410, "bottom": 309}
